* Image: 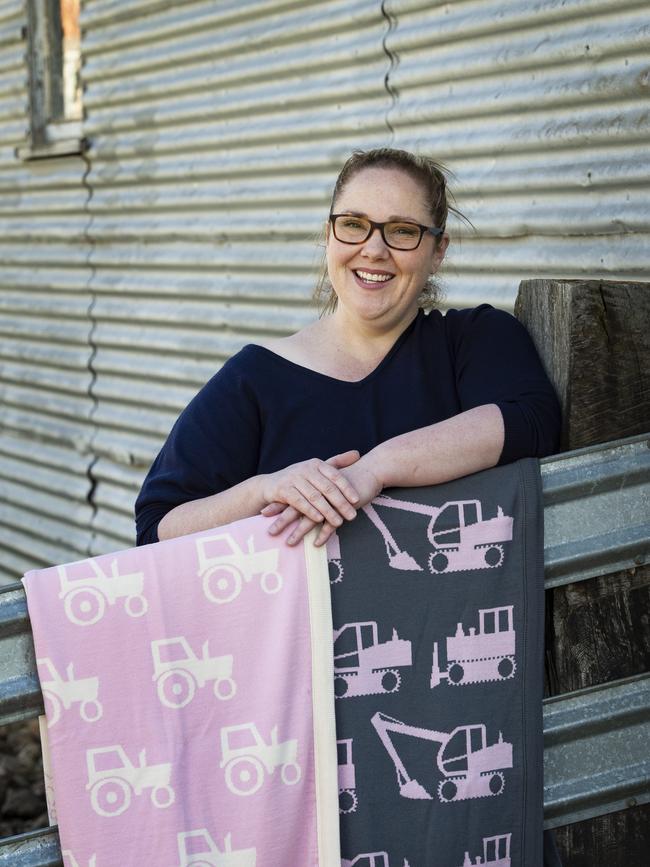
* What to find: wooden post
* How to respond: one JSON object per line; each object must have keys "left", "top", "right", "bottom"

{"left": 515, "top": 279, "right": 650, "bottom": 867}
{"left": 514, "top": 279, "right": 650, "bottom": 450}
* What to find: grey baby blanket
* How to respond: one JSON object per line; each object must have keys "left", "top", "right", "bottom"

{"left": 329, "top": 457, "right": 545, "bottom": 867}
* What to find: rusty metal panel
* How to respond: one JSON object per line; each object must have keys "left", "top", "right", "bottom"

{"left": 387, "top": 0, "right": 650, "bottom": 307}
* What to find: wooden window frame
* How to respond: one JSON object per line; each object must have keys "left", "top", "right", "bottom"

{"left": 18, "top": 0, "right": 86, "bottom": 160}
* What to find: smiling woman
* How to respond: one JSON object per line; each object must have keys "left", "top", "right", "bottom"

{"left": 135, "top": 147, "right": 560, "bottom": 552}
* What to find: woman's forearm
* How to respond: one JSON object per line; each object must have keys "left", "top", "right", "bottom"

{"left": 157, "top": 475, "right": 266, "bottom": 541}
{"left": 157, "top": 449, "right": 362, "bottom": 542}
{"left": 368, "top": 404, "right": 505, "bottom": 490}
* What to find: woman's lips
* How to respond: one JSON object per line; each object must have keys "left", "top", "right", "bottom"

{"left": 353, "top": 269, "right": 395, "bottom": 289}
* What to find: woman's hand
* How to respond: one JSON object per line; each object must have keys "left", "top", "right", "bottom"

{"left": 263, "top": 452, "right": 384, "bottom": 547}
{"left": 260, "top": 450, "right": 362, "bottom": 532}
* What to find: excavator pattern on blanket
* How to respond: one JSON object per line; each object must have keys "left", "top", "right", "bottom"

{"left": 371, "top": 712, "right": 513, "bottom": 803}
{"left": 362, "top": 495, "right": 513, "bottom": 575}
{"left": 327, "top": 532, "right": 343, "bottom": 584}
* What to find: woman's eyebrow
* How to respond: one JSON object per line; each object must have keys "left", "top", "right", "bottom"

{"left": 340, "top": 210, "right": 421, "bottom": 223}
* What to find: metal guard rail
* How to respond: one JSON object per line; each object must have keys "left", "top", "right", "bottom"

{"left": 1, "top": 434, "right": 648, "bottom": 864}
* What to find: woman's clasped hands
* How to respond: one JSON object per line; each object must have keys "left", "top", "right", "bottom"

{"left": 260, "top": 449, "right": 383, "bottom": 547}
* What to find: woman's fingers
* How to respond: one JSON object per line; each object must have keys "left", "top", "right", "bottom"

{"left": 314, "top": 520, "right": 337, "bottom": 547}
{"left": 265, "top": 501, "right": 344, "bottom": 547}
{"left": 268, "top": 475, "right": 346, "bottom": 531}
{"left": 267, "top": 505, "right": 300, "bottom": 536}
{"left": 287, "top": 484, "right": 332, "bottom": 524}
{"left": 260, "top": 502, "right": 285, "bottom": 516}
{"left": 262, "top": 454, "right": 363, "bottom": 544}
{"left": 317, "top": 462, "right": 360, "bottom": 512}
{"left": 294, "top": 472, "right": 357, "bottom": 524}
{"left": 326, "top": 449, "right": 360, "bottom": 469}
{"left": 287, "top": 515, "right": 338, "bottom": 547}
{"left": 264, "top": 459, "right": 360, "bottom": 525}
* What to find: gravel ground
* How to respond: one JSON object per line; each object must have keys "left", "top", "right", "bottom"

{"left": 0, "top": 718, "right": 49, "bottom": 838}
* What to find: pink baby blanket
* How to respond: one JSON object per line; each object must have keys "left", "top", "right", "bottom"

{"left": 22, "top": 516, "right": 339, "bottom": 867}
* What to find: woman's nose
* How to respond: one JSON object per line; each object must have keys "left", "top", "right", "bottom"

{"left": 361, "top": 226, "right": 390, "bottom": 257}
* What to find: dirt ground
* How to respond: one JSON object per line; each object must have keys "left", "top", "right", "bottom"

{"left": 0, "top": 718, "right": 48, "bottom": 838}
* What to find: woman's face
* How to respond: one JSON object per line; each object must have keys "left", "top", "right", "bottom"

{"left": 326, "top": 166, "right": 448, "bottom": 331}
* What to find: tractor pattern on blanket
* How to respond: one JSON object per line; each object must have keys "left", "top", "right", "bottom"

{"left": 24, "top": 517, "right": 320, "bottom": 867}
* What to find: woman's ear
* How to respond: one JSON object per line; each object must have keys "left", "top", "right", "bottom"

{"left": 431, "top": 232, "right": 449, "bottom": 273}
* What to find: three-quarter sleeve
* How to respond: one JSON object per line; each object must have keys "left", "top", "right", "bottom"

{"left": 134, "top": 358, "right": 261, "bottom": 546}
{"left": 446, "top": 304, "right": 561, "bottom": 464}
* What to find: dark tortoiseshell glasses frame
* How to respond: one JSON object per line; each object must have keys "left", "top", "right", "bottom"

{"left": 329, "top": 213, "right": 444, "bottom": 250}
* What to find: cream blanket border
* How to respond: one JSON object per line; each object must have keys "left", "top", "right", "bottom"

{"left": 304, "top": 529, "right": 340, "bottom": 866}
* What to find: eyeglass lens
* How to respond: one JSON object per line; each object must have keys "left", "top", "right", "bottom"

{"left": 333, "top": 216, "right": 422, "bottom": 250}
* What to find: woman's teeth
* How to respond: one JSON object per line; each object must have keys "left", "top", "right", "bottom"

{"left": 355, "top": 270, "right": 392, "bottom": 282}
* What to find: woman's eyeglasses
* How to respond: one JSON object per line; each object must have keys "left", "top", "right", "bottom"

{"left": 329, "top": 213, "right": 443, "bottom": 251}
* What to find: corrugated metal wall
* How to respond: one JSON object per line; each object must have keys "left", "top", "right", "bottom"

{"left": 80, "top": 0, "right": 390, "bottom": 558}
{"left": 0, "top": 0, "right": 92, "bottom": 583}
{"left": 388, "top": 0, "right": 650, "bottom": 304}
{"left": 1, "top": 0, "right": 648, "bottom": 581}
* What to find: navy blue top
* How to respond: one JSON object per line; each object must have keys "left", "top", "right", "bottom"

{"left": 135, "top": 305, "right": 561, "bottom": 546}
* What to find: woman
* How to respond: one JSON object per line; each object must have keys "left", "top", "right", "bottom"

{"left": 135, "top": 148, "right": 560, "bottom": 550}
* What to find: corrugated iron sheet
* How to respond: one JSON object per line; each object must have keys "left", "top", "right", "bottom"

{"left": 541, "top": 434, "right": 650, "bottom": 587}
{"left": 0, "top": 826, "right": 61, "bottom": 866}
{"left": 0, "top": 0, "right": 92, "bottom": 583}
{"left": 77, "top": 0, "right": 390, "bottom": 559}
{"left": 388, "top": 0, "right": 650, "bottom": 306}
{"left": 544, "top": 671, "right": 650, "bottom": 828}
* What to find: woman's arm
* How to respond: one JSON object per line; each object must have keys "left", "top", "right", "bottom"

{"left": 371, "top": 403, "right": 504, "bottom": 489}
{"left": 266, "top": 403, "right": 504, "bottom": 546}
{"left": 157, "top": 450, "right": 362, "bottom": 542}
{"left": 157, "top": 474, "right": 267, "bottom": 541}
